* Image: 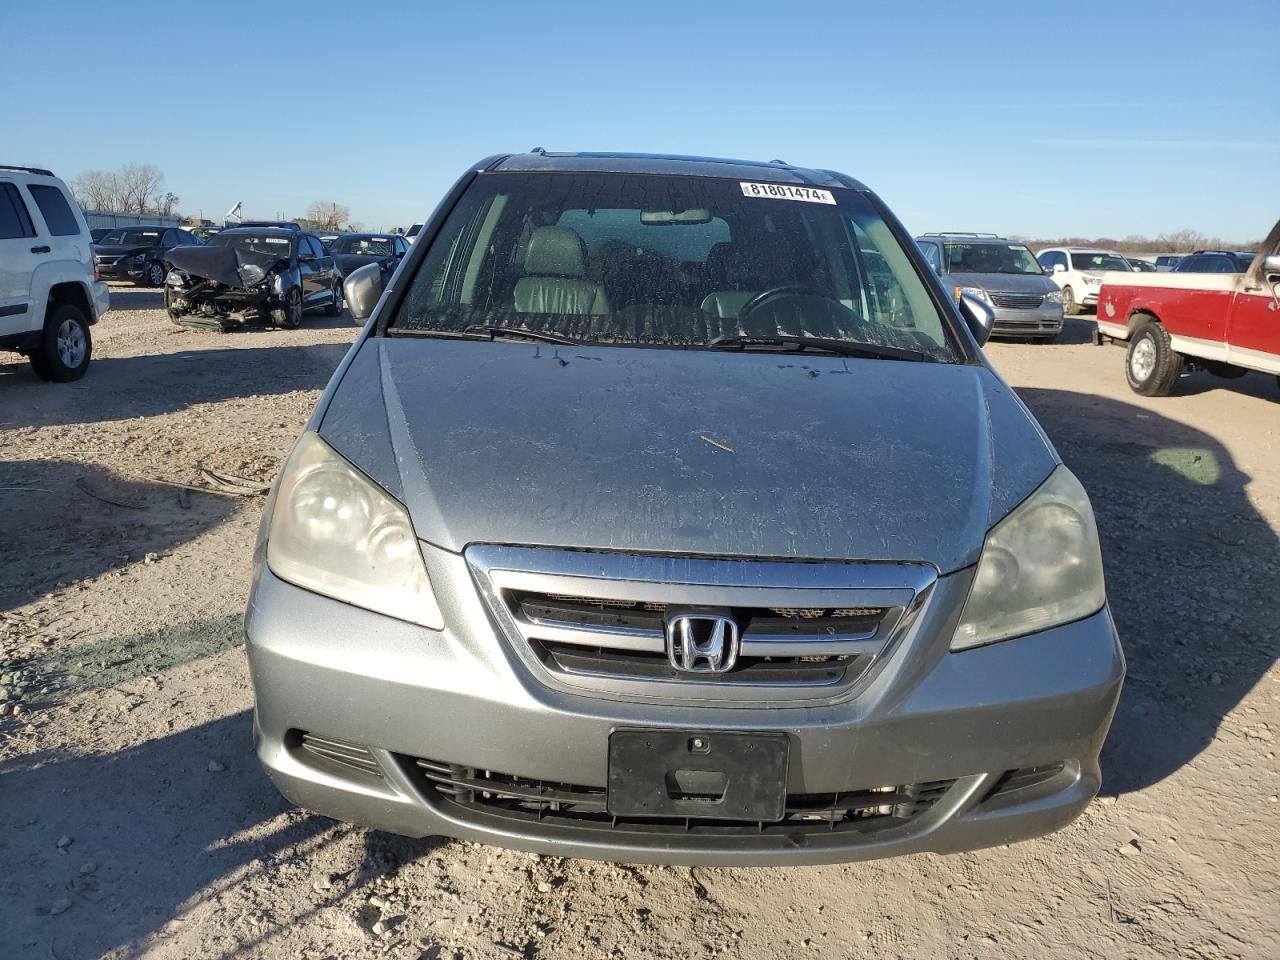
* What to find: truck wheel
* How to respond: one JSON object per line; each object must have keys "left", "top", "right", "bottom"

{"left": 147, "top": 261, "right": 167, "bottom": 287}
{"left": 1062, "top": 286, "right": 1077, "bottom": 315}
{"left": 1125, "top": 321, "right": 1182, "bottom": 396}
{"left": 29, "top": 303, "right": 93, "bottom": 383}
{"left": 272, "top": 288, "right": 303, "bottom": 329}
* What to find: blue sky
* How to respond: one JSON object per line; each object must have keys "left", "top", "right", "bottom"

{"left": 5, "top": 0, "right": 1277, "bottom": 240}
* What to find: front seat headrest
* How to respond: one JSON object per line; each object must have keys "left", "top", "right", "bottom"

{"left": 524, "top": 226, "right": 587, "bottom": 277}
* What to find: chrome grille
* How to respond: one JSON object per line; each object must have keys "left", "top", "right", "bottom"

{"left": 990, "top": 292, "right": 1044, "bottom": 309}
{"left": 466, "top": 546, "right": 934, "bottom": 703}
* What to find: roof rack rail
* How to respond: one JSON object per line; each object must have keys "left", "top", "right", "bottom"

{"left": 0, "top": 164, "right": 55, "bottom": 176}
{"left": 931, "top": 232, "right": 1003, "bottom": 238}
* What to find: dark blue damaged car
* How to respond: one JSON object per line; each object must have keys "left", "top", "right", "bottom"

{"left": 244, "top": 151, "right": 1124, "bottom": 866}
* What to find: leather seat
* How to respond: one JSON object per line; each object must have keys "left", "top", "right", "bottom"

{"left": 513, "top": 226, "right": 610, "bottom": 315}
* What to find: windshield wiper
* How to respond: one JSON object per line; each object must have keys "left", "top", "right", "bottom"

{"left": 386, "top": 325, "right": 580, "bottom": 345}
{"left": 707, "top": 334, "right": 937, "bottom": 363}
{"left": 464, "top": 325, "right": 580, "bottom": 345}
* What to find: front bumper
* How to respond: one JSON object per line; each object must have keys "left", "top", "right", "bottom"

{"left": 246, "top": 550, "right": 1124, "bottom": 866}
{"left": 96, "top": 259, "right": 147, "bottom": 281}
{"left": 989, "top": 303, "right": 1065, "bottom": 338}
{"left": 90, "top": 280, "right": 109, "bottom": 322}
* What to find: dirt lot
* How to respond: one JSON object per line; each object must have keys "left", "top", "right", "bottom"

{"left": 2, "top": 291, "right": 1277, "bottom": 960}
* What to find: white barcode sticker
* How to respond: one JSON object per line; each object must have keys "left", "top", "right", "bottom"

{"left": 739, "top": 182, "right": 836, "bottom": 204}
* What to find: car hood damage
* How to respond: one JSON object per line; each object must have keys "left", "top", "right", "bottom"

{"left": 167, "top": 244, "right": 284, "bottom": 288}
{"left": 318, "top": 339, "right": 1059, "bottom": 573}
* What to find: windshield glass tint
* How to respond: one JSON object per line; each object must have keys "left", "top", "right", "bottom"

{"left": 392, "top": 173, "right": 957, "bottom": 361}
{"left": 208, "top": 233, "right": 293, "bottom": 255}
{"left": 945, "top": 242, "right": 1041, "bottom": 275}
{"left": 332, "top": 235, "right": 395, "bottom": 256}
{"left": 1074, "top": 252, "right": 1131, "bottom": 272}
{"left": 103, "top": 229, "right": 161, "bottom": 245}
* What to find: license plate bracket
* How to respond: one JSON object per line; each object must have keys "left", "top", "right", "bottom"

{"left": 607, "top": 729, "right": 789, "bottom": 821}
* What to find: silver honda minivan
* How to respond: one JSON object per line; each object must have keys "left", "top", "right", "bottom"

{"left": 245, "top": 151, "right": 1123, "bottom": 866}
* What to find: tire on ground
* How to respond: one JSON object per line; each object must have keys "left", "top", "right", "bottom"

{"left": 272, "top": 288, "right": 303, "bottom": 329}
{"left": 1125, "top": 319, "right": 1182, "bottom": 396}
{"left": 29, "top": 302, "right": 93, "bottom": 383}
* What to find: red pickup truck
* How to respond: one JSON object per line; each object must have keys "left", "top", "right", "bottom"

{"left": 1095, "top": 219, "right": 1280, "bottom": 396}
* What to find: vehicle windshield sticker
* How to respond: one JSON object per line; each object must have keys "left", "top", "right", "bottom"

{"left": 739, "top": 182, "right": 836, "bottom": 204}
{"left": 264, "top": 238, "right": 289, "bottom": 245}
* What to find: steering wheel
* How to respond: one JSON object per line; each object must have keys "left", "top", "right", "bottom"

{"left": 737, "top": 285, "right": 835, "bottom": 320}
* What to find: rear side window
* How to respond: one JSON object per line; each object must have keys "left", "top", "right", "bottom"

{"left": 0, "top": 183, "right": 36, "bottom": 239}
{"left": 27, "top": 184, "right": 80, "bottom": 236}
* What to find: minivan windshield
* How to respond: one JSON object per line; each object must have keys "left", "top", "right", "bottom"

{"left": 391, "top": 173, "right": 959, "bottom": 362}
{"left": 944, "top": 242, "right": 1041, "bottom": 275}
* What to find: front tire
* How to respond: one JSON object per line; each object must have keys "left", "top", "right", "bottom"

{"left": 1125, "top": 320, "right": 1182, "bottom": 396}
{"left": 29, "top": 303, "right": 93, "bottom": 382}
{"left": 147, "top": 261, "right": 167, "bottom": 287}
{"left": 1062, "top": 286, "right": 1077, "bottom": 315}
{"left": 324, "top": 278, "right": 344, "bottom": 317}
{"left": 272, "top": 288, "right": 303, "bottom": 329}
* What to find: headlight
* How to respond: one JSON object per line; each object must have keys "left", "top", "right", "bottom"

{"left": 166, "top": 271, "right": 185, "bottom": 286}
{"left": 952, "top": 466, "right": 1105, "bottom": 650}
{"left": 266, "top": 431, "right": 443, "bottom": 629}
{"left": 1043, "top": 290, "right": 1063, "bottom": 304}
{"left": 955, "top": 286, "right": 992, "bottom": 303}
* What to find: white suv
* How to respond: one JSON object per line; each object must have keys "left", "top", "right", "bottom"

{"left": 1036, "top": 247, "right": 1133, "bottom": 315}
{"left": 1, "top": 165, "right": 110, "bottom": 381}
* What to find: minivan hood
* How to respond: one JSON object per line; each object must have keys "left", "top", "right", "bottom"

{"left": 318, "top": 340, "right": 1058, "bottom": 573}
{"left": 948, "top": 272, "right": 1057, "bottom": 294}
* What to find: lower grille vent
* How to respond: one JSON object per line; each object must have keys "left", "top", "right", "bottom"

{"left": 296, "top": 731, "right": 382, "bottom": 777}
{"left": 412, "top": 757, "right": 954, "bottom": 836}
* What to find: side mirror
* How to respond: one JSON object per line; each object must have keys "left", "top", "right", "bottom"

{"left": 344, "top": 262, "right": 384, "bottom": 320}
{"left": 958, "top": 292, "right": 996, "bottom": 347}
{"left": 1262, "top": 254, "right": 1280, "bottom": 277}
{"left": 1053, "top": 263, "right": 1067, "bottom": 274}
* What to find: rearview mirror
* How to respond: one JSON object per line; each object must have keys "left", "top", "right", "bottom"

{"left": 345, "top": 262, "right": 384, "bottom": 320}
{"left": 958, "top": 292, "right": 996, "bottom": 347}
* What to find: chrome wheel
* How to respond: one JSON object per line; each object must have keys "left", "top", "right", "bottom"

{"left": 1130, "top": 335, "right": 1156, "bottom": 382}
{"left": 56, "top": 318, "right": 87, "bottom": 369}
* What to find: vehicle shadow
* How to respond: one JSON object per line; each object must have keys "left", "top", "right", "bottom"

{"left": 0, "top": 708, "right": 440, "bottom": 959}
{"left": 1018, "top": 388, "right": 1280, "bottom": 795}
{"left": 0, "top": 459, "right": 239, "bottom": 612}
{"left": 103, "top": 285, "right": 164, "bottom": 310}
{"left": 0, "top": 341, "right": 353, "bottom": 430}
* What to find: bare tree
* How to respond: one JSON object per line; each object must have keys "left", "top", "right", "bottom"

{"left": 304, "top": 201, "right": 351, "bottom": 231}
{"left": 70, "top": 163, "right": 171, "bottom": 215}
{"left": 158, "top": 192, "right": 181, "bottom": 217}
{"left": 71, "top": 170, "right": 123, "bottom": 212}
{"left": 117, "top": 163, "right": 166, "bottom": 214}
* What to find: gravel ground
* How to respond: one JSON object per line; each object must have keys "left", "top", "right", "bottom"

{"left": 1, "top": 290, "right": 1277, "bottom": 960}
